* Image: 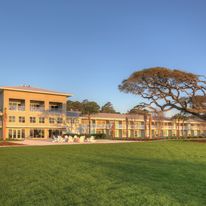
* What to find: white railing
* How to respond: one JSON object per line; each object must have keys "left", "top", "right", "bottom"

{"left": 30, "top": 107, "right": 45, "bottom": 112}
{"left": 128, "top": 125, "right": 143, "bottom": 129}
{"left": 9, "top": 105, "right": 25, "bottom": 111}
{"left": 49, "top": 109, "right": 63, "bottom": 114}
{"left": 117, "top": 125, "right": 123, "bottom": 129}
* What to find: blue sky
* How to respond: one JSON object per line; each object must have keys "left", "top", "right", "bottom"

{"left": 0, "top": 0, "right": 206, "bottom": 113}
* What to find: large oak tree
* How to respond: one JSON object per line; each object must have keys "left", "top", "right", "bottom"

{"left": 119, "top": 67, "right": 206, "bottom": 120}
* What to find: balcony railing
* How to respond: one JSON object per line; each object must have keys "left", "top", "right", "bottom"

{"left": 49, "top": 109, "right": 63, "bottom": 114}
{"left": 9, "top": 105, "right": 25, "bottom": 111}
{"left": 30, "top": 107, "right": 45, "bottom": 112}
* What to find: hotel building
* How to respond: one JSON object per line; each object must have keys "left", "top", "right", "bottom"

{"left": 79, "top": 113, "right": 206, "bottom": 138}
{"left": 0, "top": 85, "right": 206, "bottom": 140}
{"left": 0, "top": 86, "right": 71, "bottom": 140}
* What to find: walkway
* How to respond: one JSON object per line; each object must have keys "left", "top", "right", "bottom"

{"left": 7, "top": 139, "right": 139, "bottom": 147}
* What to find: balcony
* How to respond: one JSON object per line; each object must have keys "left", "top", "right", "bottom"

{"left": 9, "top": 105, "right": 25, "bottom": 111}
{"left": 49, "top": 102, "right": 63, "bottom": 114}
{"left": 30, "top": 106, "right": 45, "bottom": 112}
{"left": 49, "top": 109, "right": 63, "bottom": 114}
{"left": 9, "top": 99, "right": 25, "bottom": 111}
{"left": 30, "top": 100, "right": 45, "bottom": 112}
{"left": 164, "top": 126, "right": 174, "bottom": 130}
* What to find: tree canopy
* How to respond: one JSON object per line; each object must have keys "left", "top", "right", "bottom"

{"left": 81, "top": 99, "right": 100, "bottom": 115}
{"left": 128, "top": 104, "right": 149, "bottom": 115}
{"left": 119, "top": 67, "right": 206, "bottom": 120}
{"left": 67, "top": 100, "right": 83, "bottom": 112}
{"left": 101, "top": 102, "right": 116, "bottom": 113}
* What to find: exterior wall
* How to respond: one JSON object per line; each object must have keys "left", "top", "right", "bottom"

{"left": 1, "top": 87, "right": 206, "bottom": 140}
{"left": 79, "top": 116, "right": 206, "bottom": 139}
{"left": 3, "top": 89, "right": 68, "bottom": 139}
{"left": 0, "top": 90, "right": 3, "bottom": 111}
{"left": 0, "top": 91, "right": 3, "bottom": 138}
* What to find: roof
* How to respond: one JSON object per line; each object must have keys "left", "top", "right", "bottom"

{"left": 67, "top": 111, "right": 81, "bottom": 117}
{"left": 82, "top": 113, "right": 145, "bottom": 120}
{"left": 0, "top": 85, "right": 72, "bottom": 97}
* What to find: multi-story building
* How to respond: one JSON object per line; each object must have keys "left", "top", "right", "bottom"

{"left": 0, "top": 85, "right": 205, "bottom": 140}
{"left": 79, "top": 113, "right": 206, "bottom": 138}
{"left": 0, "top": 85, "right": 71, "bottom": 140}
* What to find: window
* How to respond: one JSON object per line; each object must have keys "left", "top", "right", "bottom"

{"left": 19, "top": 116, "right": 25, "bottom": 123}
{"left": 30, "top": 117, "right": 36, "bottom": 123}
{"left": 30, "top": 129, "right": 44, "bottom": 138}
{"left": 49, "top": 118, "right": 55, "bottom": 124}
{"left": 39, "top": 117, "right": 45, "bottom": 124}
{"left": 9, "top": 99, "right": 25, "bottom": 111}
{"left": 9, "top": 116, "right": 15, "bottom": 122}
{"left": 22, "top": 129, "right": 25, "bottom": 138}
{"left": 30, "top": 100, "right": 45, "bottom": 112}
{"left": 8, "top": 129, "right": 25, "bottom": 139}
{"left": 49, "top": 102, "right": 63, "bottom": 112}
{"left": 9, "top": 129, "right": 12, "bottom": 138}
{"left": 49, "top": 129, "right": 62, "bottom": 138}
{"left": 57, "top": 118, "right": 63, "bottom": 124}
{"left": 140, "top": 130, "right": 145, "bottom": 137}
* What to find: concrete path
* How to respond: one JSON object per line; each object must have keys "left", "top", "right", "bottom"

{"left": 6, "top": 139, "right": 139, "bottom": 147}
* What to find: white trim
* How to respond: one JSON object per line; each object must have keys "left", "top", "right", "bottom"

{"left": 0, "top": 87, "right": 72, "bottom": 97}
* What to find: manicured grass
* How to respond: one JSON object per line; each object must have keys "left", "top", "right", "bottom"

{"left": 0, "top": 141, "right": 206, "bottom": 206}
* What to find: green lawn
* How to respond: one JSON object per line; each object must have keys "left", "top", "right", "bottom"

{"left": 0, "top": 141, "right": 206, "bottom": 206}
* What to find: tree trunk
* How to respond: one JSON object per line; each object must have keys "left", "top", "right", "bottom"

{"left": 126, "top": 117, "right": 129, "bottom": 138}
{"left": 144, "top": 114, "right": 147, "bottom": 139}
{"left": 175, "top": 119, "right": 178, "bottom": 139}
{"left": 88, "top": 114, "right": 91, "bottom": 135}
{"left": 149, "top": 114, "right": 152, "bottom": 139}
{"left": 177, "top": 118, "right": 180, "bottom": 139}
{"left": 3, "top": 108, "right": 7, "bottom": 141}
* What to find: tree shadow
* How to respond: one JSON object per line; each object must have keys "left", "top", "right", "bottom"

{"left": 83, "top": 153, "right": 206, "bottom": 205}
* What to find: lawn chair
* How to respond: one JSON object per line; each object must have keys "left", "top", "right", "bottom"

{"left": 68, "top": 136, "right": 74, "bottom": 143}
{"left": 64, "top": 135, "right": 69, "bottom": 142}
{"left": 88, "top": 136, "right": 95, "bottom": 143}
{"left": 73, "top": 135, "right": 79, "bottom": 142}
{"left": 52, "top": 135, "right": 58, "bottom": 142}
{"left": 57, "top": 136, "right": 63, "bottom": 142}
{"left": 79, "top": 136, "right": 85, "bottom": 143}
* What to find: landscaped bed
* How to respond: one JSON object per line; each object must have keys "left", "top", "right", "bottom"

{"left": 0, "top": 141, "right": 206, "bottom": 206}
{"left": 0, "top": 141, "right": 24, "bottom": 146}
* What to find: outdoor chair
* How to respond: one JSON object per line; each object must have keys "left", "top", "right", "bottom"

{"left": 68, "top": 136, "right": 74, "bottom": 143}
{"left": 52, "top": 135, "right": 58, "bottom": 142}
{"left": 64, "top": 135, "right": 69, "bottom": 142}
{"left": 79, "top": 136, "right": 85, "bottom": 143}
{"left": 57, "top": 135, "right": 64, "bottom": 142}
{"left": 74, "top": 137, "right": 80, "bottom": 142}
{"left": 88, "top": 136, "right": 95, "bottom": 143}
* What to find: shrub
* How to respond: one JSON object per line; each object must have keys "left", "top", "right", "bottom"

{"left": 89, "top": 133, "right": 108, "bottom": 139}
{"left": 63, "top": 133, "right": 110, "bottom": 139}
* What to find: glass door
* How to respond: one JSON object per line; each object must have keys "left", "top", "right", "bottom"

{"left": 8, "top": 129, "right": 25, "bottom": 139}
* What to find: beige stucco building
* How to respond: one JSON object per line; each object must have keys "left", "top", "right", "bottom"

{"left": 0, "top": 86, "right": 71, "bottom": 140}
{"left": 79, "top": 113, "right": 206, "bottom": 139}
{"left": 0, "top": 85, "right": 205, "bottom": 140}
